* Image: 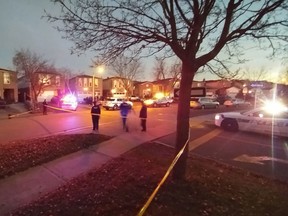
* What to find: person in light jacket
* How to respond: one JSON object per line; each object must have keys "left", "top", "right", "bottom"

{"left": 119, "top": 99, "right": 132, "bottom": 132}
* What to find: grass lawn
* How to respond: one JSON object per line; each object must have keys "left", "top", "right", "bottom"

{"left": 1, "top": 134, "right": 288, "bottom": 216}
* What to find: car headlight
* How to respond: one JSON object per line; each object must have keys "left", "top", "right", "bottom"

{"left": 144, "top": 99, "right": 153, "bottom": 105}
{"left": 215, "top": 114, "right": 223, "bottom": 120}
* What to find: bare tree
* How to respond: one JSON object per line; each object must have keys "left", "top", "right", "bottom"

{"left": 57, "top": 67, "right": 78, "bottom": 94}
{"left": 205, "top": 62, "right": 244, "bottom": 80}
{"left": 274, "top": 67, "right": 288, "bottom": 84}
{"left": 45, "top": 0, "right": 288, "bottom": 180}
{"left": 168, "top": 59, "right": 182, "bottom": 89}
{"left": 110, "top": 54, "right": 143, "bottom": 96}
{"left": 152, "top": 57, "right": 182, "bottom": 96}
{"left": 243, "top": 67, "right": 269, "bottom": 81}
{"left": 153, "top": 56, "right": 167, "bottom": 80}
{"left": 13, "top": 49, "right": 56, "bottom": 106}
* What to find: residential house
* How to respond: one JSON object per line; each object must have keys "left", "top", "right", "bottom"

{"left": 0, "top": 68, "right": 18, "bottom": 103}
{"left": 18, "top": 71, "right": 65, "bottom": 103}
{"left": 134, "top": 81, "right": 154, "bottom": 99}
{"left": 69, "top": 75, "right": 103, "bottom": 102}
{"left": 225, "top": 86, "right": 241, "bottom": 98}
{"left": 204, "top": 79, "right": 231, "bottom": 97}
{"left": 231, "top": 79, "right": 247, "bottom": 89}
{"left": 216, "top": 86, "right": 241, "bottom": 99}
{"left": 133, "top": 78, "right": 177, "bottom": 99}
{"left": 191, "top": 80, "right": 205, "bottom": 88}
{"left": 102, "top": 77, "right": 133, "bottom": 98}
{"left": 152, "top": 78, "right": 176, "bottom": 98}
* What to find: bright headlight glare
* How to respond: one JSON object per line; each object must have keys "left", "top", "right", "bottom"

{"left": 144, "top": 99, "right": 153, "bottom": 105}
{"left": 263, "top": 100, "right": 287, "bottom": 115}
{"left": 154, "top": 92, "right": 164, "bottom": 99}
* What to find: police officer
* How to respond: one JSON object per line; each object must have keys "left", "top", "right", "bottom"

{"left": 91, "top": 101, "right": 101, "bottom": 132}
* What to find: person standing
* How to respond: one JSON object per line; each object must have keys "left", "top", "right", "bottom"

{"left": 91, "top": 101, "right": 101, "bottom": 132}
{"left": 43, "top": 99, "right": 48, "bottom": 115}
{"left": 119, "top": 99, "right": 132, "bottom": 132}
{"left": 139, "top": 101, "right": 147, "bottom": 131}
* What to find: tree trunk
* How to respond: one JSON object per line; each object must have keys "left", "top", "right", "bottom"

{"left": 172, "top": 62, "right": 195, "bottom": 180}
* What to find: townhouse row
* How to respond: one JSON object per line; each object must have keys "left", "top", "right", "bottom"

{"left": 1, "top": 67, "right": 286, "bottom": 104}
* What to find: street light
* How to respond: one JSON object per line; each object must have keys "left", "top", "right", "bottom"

{"left": 97, "top": 65, "right": 105, "bottom": 76}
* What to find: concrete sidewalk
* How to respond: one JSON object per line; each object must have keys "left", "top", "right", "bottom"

{"left": 0, "top": 103, "right": 30, "bottom": 120}
{"left": 0, "top": 122, "right": 176, "bottom": 215}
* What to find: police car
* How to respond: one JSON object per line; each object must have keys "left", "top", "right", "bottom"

{"left": 215, "top": 102, "right": 288, "bottom": 137}
{"left": 60, "top": 94, "right": 78, "bottom": 111}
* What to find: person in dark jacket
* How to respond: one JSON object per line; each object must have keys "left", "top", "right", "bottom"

{"left": 139, "top": 101, "right": 147, "bottom": 131}
{"left": 119, "top": 99, "right": 132, "bottom": 132}
{"left": 43, "top": 99, "right": 48, "bottom": 115}
{"left": 91, "top": 101, "right": 101, "bottom": 132}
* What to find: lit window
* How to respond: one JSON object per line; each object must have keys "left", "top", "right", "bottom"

{"left": 3, "top": 73, "right": 10, "bottom": 84}
{"left": 94, "top": 78, "right": 99, "bottom": 87}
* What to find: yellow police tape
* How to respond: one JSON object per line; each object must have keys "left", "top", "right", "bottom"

{"left": 8, "top": 105, "right": 75, "bottom": 119}
{"left": 137, "top": 129, "right": 191, "bottom": 216}
{"left": 45, "top": 105, "right": 75, "bottom": 113}
{"left": 8, "top": 111, "right": 32, "bottom": 119}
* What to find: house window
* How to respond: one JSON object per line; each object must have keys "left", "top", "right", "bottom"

{"left": 84, "top": 78, "right": 87, "bottom": 87}
{"left": 94, "top": 78, "right": 99, "bottom": 87}
{"left": 44, "top": 78, "right": 50, "bottom": 85}
{"left": 3, "top": 72, "right": 11, "bottom": 84}
{"left": 78, "top": 78, "right": 82, "bottom": 87}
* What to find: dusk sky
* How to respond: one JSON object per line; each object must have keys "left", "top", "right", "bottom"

{"left": 0, "top": 1, "right": 96, "bottom": 75}
{"left": 0, "top": 1, "right": 285, "bottom": 82}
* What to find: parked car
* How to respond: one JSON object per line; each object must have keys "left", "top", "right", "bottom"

{"left": 102, "top": 98, "right": 133, "bottom": 110}
{"left": 143, "top": 97, "right": 173, "bottom": 107}
{"left": 129, "top": 95, "right": 140, "bottom": 101}
{"left": 215, "top": 105, "right": 288, "bottom": 137}
{"left": 50, "top": 96, "right": 62, "bottom": 106}
{"left": 224, "top": 98, "right": 251, "bottom": 107}
{"left": 190, "top": 97, "right": 219, "bottom": 109}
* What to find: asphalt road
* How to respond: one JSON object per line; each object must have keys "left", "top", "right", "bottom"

{"left": 155, "top": 107, "right": 288, "bottom": 183}
{"left": 0, "top": 102, "right": 178, "bottom": 143}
